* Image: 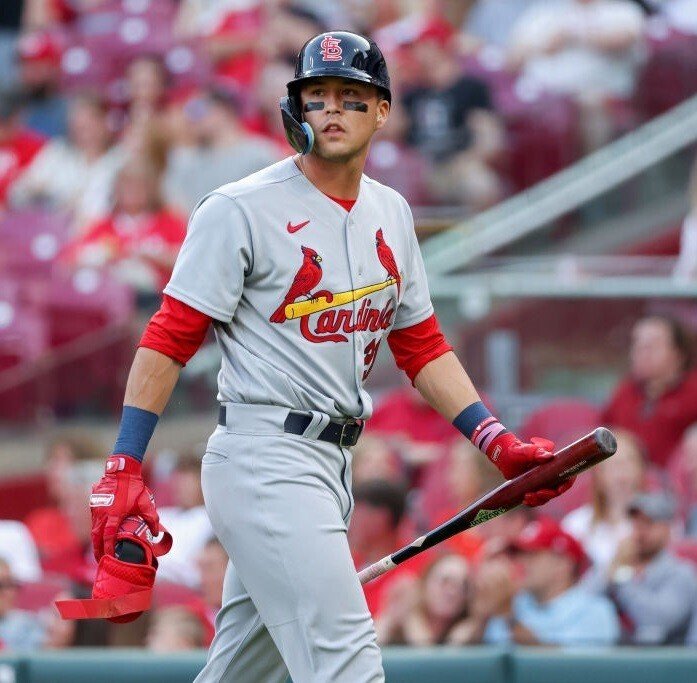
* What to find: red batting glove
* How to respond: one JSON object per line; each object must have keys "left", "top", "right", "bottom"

{"left": 483, "top": 433, "right": 575, "bottom": 508}
{"left": 90, "top": 455, "right": 159, "bottom": 561}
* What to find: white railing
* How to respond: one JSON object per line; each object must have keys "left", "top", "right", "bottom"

{"left": 422, "top": 94, "right": 697, "bottom": 276}
{"left": 429, "top": 255, "right": 697, "bottom": 318}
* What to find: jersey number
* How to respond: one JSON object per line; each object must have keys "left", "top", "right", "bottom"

{"left": 362, "top": 339, "right": 381, "bottom": 380}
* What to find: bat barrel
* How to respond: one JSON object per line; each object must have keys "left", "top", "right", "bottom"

{"left": 389, "top": 428, "right": 616, "bottom": 568}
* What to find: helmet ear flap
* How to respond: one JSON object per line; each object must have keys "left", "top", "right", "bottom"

{"left": 280, "top": 95, "right": 314, "bottom": 155}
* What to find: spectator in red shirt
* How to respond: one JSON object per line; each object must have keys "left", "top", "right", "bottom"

{"left": 176, "top": 0, "right": 265, "bottom": 89}
{"left": 349, "top": 479, "right": 426, "bottom": 619}
{"left": 0, "top": 88, "right": 45, "bottom": 208}
{"left": 421, "top": 440, "right": 500, "bottom": 558}
{"left": 24, "top": 431, "right": 104, "bottom": 572}
{"left": 368, "top": 383, "right": 459, "bottom": 469}
{"left": 602, "top": 314, "right": 697, "bottom": 467}
{"left": 62, "top": 157, "right": 186, "bottom": 294}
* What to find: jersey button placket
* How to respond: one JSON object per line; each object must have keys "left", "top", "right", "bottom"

{"left": 344, "top": 212, "right": 364, "bottom": 405}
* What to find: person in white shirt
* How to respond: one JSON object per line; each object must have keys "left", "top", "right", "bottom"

{"left": 509, "top": 0, "right": 645, "bottom": 100}
{"left": 156, "top": 453, "right": 214, "bottom": 588}
{"left": 562, "top": 428, "right": 646, "bottom": 588}
{"left": 0, "top": 520, "right": 42, "bottom": 584}
{"left": 9, "top": 92, "right": 124, "bottom": 233}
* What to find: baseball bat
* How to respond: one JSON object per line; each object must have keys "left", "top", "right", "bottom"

{"left": 358, "top": 427, "right": 617, "bottom": 584}
{"left": 285, "top": 278, "right": 397, "bottom": 319}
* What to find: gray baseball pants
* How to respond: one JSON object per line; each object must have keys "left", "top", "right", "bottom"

{"left": 193, "top": 403, "right": 384, "bottom": 683}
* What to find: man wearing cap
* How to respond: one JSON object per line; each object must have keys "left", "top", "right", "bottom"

{"left": 480, "top": 517, "right": 620, "bottom": 646}
{"left": 399, "top": 16, "right": 504, "bottom": 210}
{"left": 607, "top": 492, "right": 697, "bottom": 645}
{"left": 16, "top": 31, "right": 68, "bottom": 138}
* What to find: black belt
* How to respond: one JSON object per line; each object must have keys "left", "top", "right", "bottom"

{"left": 218, "top": 405, "right": 363, "bottom": 448}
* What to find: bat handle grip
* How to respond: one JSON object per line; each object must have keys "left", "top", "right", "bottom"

{"left": 358, "top": 555, "right": 396, "bottom": 585}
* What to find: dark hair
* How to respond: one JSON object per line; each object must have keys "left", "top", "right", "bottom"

{"left": 0, "top": 88, "right": 25, "bottom": 121}
{"left": 640, "top": 314, "right": 694, "bottom": 371}
{"left": 353, "top": 479, "right": 407, "bottom": 528}
{"left": 206, "top": 86, "right": 243, "bottom": 117}
{"left": 174, "top": 451, "right": 202, "bottom": 473}
{"left": 47, "top": 430, "right": 105, "bottom": 462}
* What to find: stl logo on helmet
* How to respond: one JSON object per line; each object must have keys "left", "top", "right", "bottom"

{"left": 320, "top": 36, "right": 342, "bottom": 61}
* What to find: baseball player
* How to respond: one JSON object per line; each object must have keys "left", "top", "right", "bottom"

{"left": 89, "top": 31, "right": 572, "bottom": 682}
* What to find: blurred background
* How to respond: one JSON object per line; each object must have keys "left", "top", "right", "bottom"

{"left": 1, "top": 0, "right": 697, "bottom": 679}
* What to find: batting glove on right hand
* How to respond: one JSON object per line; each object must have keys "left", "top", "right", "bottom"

{"left": 485, "top": 434, "right": 576, "bottom": 507}
{"left": 90, "top": 455, "right": 160, "bottom": 561}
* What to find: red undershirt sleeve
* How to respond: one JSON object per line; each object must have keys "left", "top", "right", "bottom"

{"left": 138, "top": 294, "right": 212, "bottom": 366}
{"left": 387, "top": 313, "right": 453, "bottom": 384}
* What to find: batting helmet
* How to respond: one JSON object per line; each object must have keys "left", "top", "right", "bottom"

{"left": 280, "top": 31, "right": 391, "bottom": 155}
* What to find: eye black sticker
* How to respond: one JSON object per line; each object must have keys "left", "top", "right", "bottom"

{"left": 303, "top": 101, "right": 325, "bottom": 112}
{"left": 343, "top": 101, "right": 368, "bottom": 112}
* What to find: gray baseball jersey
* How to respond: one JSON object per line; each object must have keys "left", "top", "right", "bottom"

{"left": 164, "top": 156, "right": 433, "bottom": 419}
{"left": 169, "top": 156, "right": 435, "bottom": 683}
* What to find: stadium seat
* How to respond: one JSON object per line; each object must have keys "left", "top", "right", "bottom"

{"left": 0, "top": 209, "right": 72, "bottom": 244}
{"left": 634, "top": 32, "right": 697, "bottom": 119}
{"left": 60, "top": 40, "right": 122, "bottom": 92}
{"left": 503, "top": 96, "right": 581, "bottom": 191}
{"left": 519, "top": 398, "right": 601, "bottom": 445}
{"left": 166, "top": 43, "right": 212, "bottom": 89}
{"left": 1, "top": 237, "right": 57, "bottom": 280}
{"left": 0, "top": 307, "right": 48, "bottom": 369}
{"left": 21, "top": 269, "right": 133, "bottom": 347}
{"left": 0, "top": 473, "right": 48, "bottom": 521}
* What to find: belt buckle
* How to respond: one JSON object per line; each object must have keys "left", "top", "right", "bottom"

{"left": 339, "top": 419, "right": 363, "bottom": 448}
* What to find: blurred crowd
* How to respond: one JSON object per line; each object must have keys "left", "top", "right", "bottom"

{"left": 0, "top": 0, "right": 695, "bottom": 299}
{"left": 2, "top": 0, "right": 697, "bottom": 655}
{"left": 1, "top": 311, "right": 697, "bottom": 651}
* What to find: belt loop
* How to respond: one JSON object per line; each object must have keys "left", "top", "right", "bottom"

{"left": 300, "top": 411, "right": 331, "bottom": 440}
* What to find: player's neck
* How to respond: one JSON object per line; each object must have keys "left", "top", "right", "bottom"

{"left": 295, "top": 151, "right": 366, "bottom": 200}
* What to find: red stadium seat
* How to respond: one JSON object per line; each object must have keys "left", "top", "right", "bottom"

{"left": 0, "top": 473, "right": 48, "bottom": 521}
{"left": 503, "top": 96, "right": 582, "bottom": 191}
{"left": 0, "top": 307, "right": 48, "bottom": 370}
{"left": 0, "top": 209, "right": 72, "bottom": 243}
{"left": 634, "top": 32, "right": 697, "bottom": 119}
{"left": 60, "top": 40, "right": 122, "bottom": 91}
{"left": 21, "top": 269, "right": 133, "bottom": 347}
{"left": 520, "top": 398, "right": 601, "bottom": 445}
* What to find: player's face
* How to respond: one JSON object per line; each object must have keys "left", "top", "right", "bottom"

{"left": 299, "top": 77, "right": 390, "bottom": 162}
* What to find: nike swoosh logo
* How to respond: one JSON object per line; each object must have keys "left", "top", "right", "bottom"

{"left": 287, "top": 220, "right": 310, "bottom": 233}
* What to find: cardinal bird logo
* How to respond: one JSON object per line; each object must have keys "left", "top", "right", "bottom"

{"left": 270, "top": 245, "right": 325, "bottom": 323}
{"left": 375, "top": 229, "right": 401, "bottom": 297}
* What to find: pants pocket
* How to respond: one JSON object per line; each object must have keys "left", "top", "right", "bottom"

{"left": 202, "top": 449, "right": 229, "bottom": 466}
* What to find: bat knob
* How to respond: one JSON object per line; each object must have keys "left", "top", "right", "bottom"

{"left": 594, "top": 427, "right": 617, "bottom": 457}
